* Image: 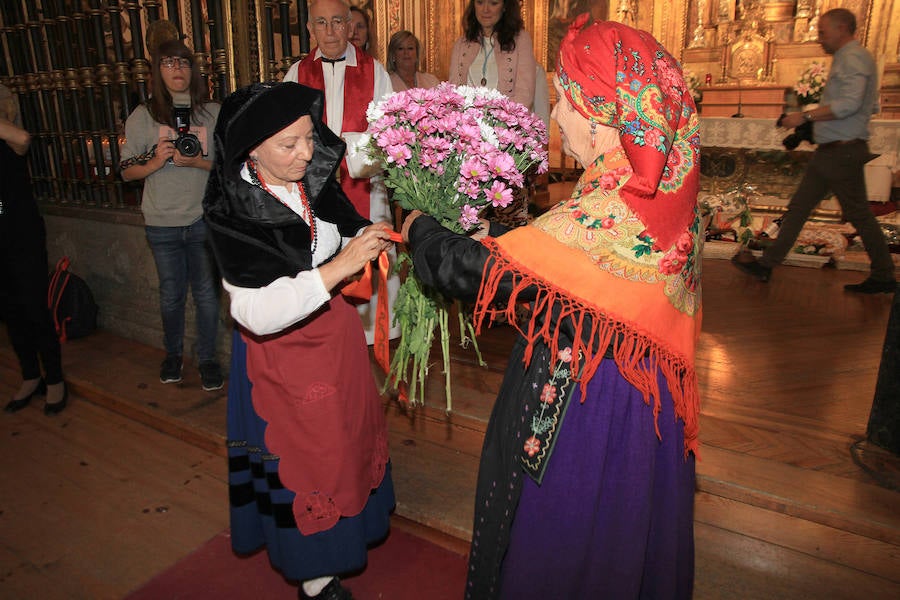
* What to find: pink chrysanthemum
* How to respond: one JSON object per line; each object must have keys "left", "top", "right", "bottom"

{"left": 459, "top": 204, "right": 480, "bottom": 230}
{"left": 486, "top": 180, "right": 513, "bottom": 208}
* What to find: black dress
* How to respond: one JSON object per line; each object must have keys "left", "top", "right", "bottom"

{"left": 0, "top": 139, "right": 63, "bottom": 385}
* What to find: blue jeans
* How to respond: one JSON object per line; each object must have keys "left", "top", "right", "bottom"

{"left": 145, "top": 219, "right": 219, "bottom": 363}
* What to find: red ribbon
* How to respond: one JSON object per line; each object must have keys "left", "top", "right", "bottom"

{"left": 340, "top": 229, "right": 406, "bottom": 400}
{"left": 340, "top": 250, "right": 396, "bottom": 376}
{"left": 372, "top": 251, "right": 391, "bottom": 376}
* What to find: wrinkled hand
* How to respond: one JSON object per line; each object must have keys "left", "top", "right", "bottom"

{"left": 339, "top": 222, "right": 394, "bottom": 272}
{"left": 354, "top": 221, "right": 394, "bottom": 261}
{"left": 318, "top": 222, "right": 396, "bottom": 291}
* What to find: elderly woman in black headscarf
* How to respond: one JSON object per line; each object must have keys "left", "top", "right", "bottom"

{"left": 402, "top": 14, "right": 701, "bottom": 600}
{"left": 203, "top": 81, "right": 395, "bottom": 600}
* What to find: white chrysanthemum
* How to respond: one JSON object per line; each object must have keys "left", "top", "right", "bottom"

{"left": 476, "top": 117, "right": 499, "bottom": 147}
{"left": 348, "top": 133, "right": 376, "bottom": 166}
{"left": 458, "top": 85, "right": 504, "bottom": 108}
{"left": 366, "top": 98, "right": 386, "bottom": 123}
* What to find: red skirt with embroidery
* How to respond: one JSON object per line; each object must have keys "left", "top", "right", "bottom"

{"left": 241, "top": 293, "right": 390, "bottom": 535}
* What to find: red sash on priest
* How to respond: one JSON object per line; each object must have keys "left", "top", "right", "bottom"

{"left": 292, "top": 48, "right": 374, "bottom": 219}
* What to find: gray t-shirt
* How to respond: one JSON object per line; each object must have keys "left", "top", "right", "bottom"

{"left": 121, "top": 102, "right": 220, "bottom": 226}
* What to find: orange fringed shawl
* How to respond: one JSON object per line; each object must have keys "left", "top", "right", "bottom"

{"left": 473, "top": 162, "right": 703, "bottom": 456}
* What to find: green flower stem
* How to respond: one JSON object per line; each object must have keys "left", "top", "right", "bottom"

{"left": 456, "top": 303, "right": 486, "bottom": 367}
{"left": 464, "top": 314, "right": 486, "bottom": 367}
{"left": 439, "top": 305, "right": 452, "bottom": 413}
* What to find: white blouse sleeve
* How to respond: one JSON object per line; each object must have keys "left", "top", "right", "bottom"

{"left": 223, "top": 269, "right": 332, "bottom": 336}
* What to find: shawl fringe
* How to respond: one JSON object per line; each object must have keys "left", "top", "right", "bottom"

{"left": 473, "top": 239, "right": 700, "bottom": 457}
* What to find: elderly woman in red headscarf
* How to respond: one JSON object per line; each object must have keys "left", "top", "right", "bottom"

{"left": 401, "top": 14, "right": 701, "bottom": 599}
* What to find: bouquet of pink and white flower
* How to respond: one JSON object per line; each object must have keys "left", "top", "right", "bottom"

{"left": 362, "top": 83, "right": 549, "bottom": 408}
{"left": 795, "top": 61, "right": 827, "bottom": 106}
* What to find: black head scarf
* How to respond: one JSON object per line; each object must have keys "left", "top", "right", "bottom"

{"left": 203, "top": 82, "right": 369, "bottom": 288}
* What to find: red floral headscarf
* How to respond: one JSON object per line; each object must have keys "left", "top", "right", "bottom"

{"left": 556, "top": 14, "right": 700, "bottom": 250}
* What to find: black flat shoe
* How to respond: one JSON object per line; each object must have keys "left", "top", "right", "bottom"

{"left": 43, "top": 383, "right": 68, "bottom": 416}
{"left": 4, "top": 379, "right": 46, "bottom": 413}
{"left": 843, "top": 278, "right": 897, "bottom": 294}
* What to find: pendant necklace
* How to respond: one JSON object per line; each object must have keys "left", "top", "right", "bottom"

{"left": 480, "top": 34, "right": 495, "bottom": 87}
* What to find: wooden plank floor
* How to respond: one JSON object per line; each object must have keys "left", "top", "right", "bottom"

{"left": 1, "top": 256, "right": 899, "bottom": 598}
{"left": 0, "top": 367, "right": 229, "bottom": 599}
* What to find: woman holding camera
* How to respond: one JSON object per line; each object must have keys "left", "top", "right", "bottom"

{"left": 121, "top": 39, "right": 223, "bottom": 391}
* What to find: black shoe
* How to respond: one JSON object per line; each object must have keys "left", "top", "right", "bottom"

{"left": 731, "top": 254, "right": 772, "bottom": 282}
{"left": 199, "top": 360, "right": 224, "bottom": 391}
{"left": 4, "top": 379, "right": 46, "bottom": 413}
{"left": 160, "top": 354, "right": 183, "bottom": 384}
{"left": 44, "top": 383, "right": 68, "bottom": 416}
{"left": 299, "top": 578, "right": 354, "bottom": 600}
{"left": 843, "top": 278, "right": 897, "bottom": 294}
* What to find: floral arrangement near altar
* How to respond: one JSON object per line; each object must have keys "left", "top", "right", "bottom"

{"left": 362, "top": 83, "right": 549, "bottom": 408}
{"left": 699, "top": 185, "right": 755, "bottom": 246}
{"left": 682, "top": 68, "right": 702, "bottom": 102}
{"left": 794, "top": 61, "right": 827, "bottom": 106}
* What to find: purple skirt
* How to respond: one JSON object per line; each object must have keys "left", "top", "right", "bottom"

{"left": 497, "top": 358, "right": 696, "bottom": 599}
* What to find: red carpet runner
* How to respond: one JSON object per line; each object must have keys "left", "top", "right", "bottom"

{"left": 127, "top": 524, "right": 468, "bottom": 599}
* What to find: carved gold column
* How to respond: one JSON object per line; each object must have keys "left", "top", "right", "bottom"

{"left": 21, "top": 0, "right": 54, "bottom": 202}
{"left": 189, "top": 0, "right": 211, "bottom": 92}
{"left": 261, "top": 1, "right": 277, "bottom": 80}
{"left": 648, "top": 0, "right": 689, "bottom": 62}
{"left": 206, "top": 0, "right": 229, "bottom": 98}
{"left": 125, "top": 2, "right": 150, "bottom": 104}
{"left": 36, "top": 1, "right": 72, "bottom": 202}
{"left": 106, "top": 1, "right": 132, "bottom": 119}
{"left": 296, "top": 0, "right": 310, "bottom": 55}
{"left": 73, "top": 3, "right": 105, "bottom": 206}
{"left": 144, "top": 0, "right": 162, "bottom": 23}
{"left": 226, "top": 0, "right": 266, "bottom": 87}
{"left": 47, "top": 1, "right": 86, "bottom": 204}
{"left": 279, "top": 0, "right": 299, "bottom": 74}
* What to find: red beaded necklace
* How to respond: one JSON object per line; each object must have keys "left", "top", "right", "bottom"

{"left": 247, "top": 159, "right": 318, "bottom": 253}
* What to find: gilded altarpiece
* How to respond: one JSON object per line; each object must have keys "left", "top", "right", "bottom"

{"left": 680, "top": 0, "right": 900, "bottom": 98}
{"left": 384, "top": 1, "right": 692, "bottom": 80}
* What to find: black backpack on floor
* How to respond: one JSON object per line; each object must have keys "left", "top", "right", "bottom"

{"left": 48, "top": 257, "right": 98, "bottom": 342}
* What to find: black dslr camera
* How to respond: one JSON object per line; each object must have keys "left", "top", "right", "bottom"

{"left": 777, "top": 113, "right": 814, "bottom": 150}
{"left": 172, "top": 105, "right": 201, "bottom": 157}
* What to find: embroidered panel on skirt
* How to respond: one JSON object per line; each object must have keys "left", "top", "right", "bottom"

{"left": 521, "top": 346, "right": 576, "bottom": 483}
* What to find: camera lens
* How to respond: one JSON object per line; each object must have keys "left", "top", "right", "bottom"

{"left": 174, "top": 133, "right": 201, "bottom": 157}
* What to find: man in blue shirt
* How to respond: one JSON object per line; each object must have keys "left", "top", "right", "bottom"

{"left": 733, "top": 8, "right": 896, "bottom": 294}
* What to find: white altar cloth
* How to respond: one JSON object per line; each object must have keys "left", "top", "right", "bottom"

{"left": 700, "top": 117, "right": 900, "bottom": 155}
